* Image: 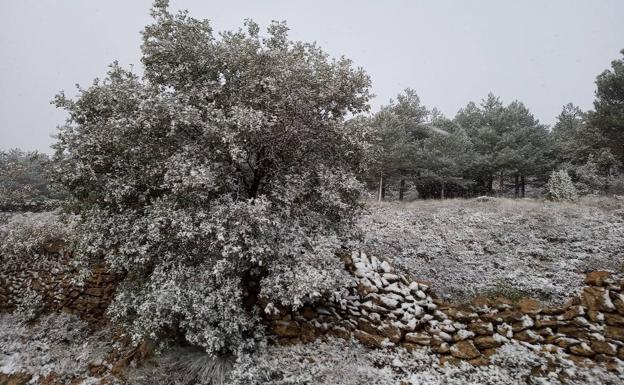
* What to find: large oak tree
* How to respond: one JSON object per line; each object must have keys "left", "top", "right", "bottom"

{"left": 53, "top": 0, "right": 371, "bottom": 357}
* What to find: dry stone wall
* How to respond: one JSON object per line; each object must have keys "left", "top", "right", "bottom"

{"left": 269, "top": 251, "right": 624, "bottom": 369}
{"left": 0, "top": 244, "right": 123, "bottom": 323}
{"left": 2, "top": 246, "right": 624, "bottom": 370}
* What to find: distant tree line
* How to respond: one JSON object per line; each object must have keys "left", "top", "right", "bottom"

{"left": 363, "top": 49, "right": 624, "bottom": 200}
{"left": 2, "top": 50, "right": 623, "bottom": 205}
{"left": 0, "top": 149, "right": 64, "bottom": 210}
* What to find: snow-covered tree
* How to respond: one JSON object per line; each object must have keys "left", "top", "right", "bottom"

{"left": 589, "top": 49, "right": 624, "bottom": 165}
{"left": 0, "top": 149, "right": 59, "bottom": 209}
{"left": 367, "top": 89, "right": 429, "bottom": 200}
{"left": 52, "top": 0, "right": 371, "bottom": 357}
{"left": 545, "top": 170, "right": 578, "bottom": 201}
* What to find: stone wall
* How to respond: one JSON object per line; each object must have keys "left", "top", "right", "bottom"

{"left": 0, "top": 243, "right": 123, "bottom": 323}
{"left": 2, "top": 245, "right": 624, "bottom": 370}
{"left": 268, "top": 251, "right": 624, "bottom": 369}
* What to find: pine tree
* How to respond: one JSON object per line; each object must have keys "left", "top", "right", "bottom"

{"left": 589, "top": 49, "right": 624, "bottom": 165}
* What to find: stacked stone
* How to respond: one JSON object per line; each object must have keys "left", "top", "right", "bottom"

{"left": 0, "top": 242, "right": 123, "bottom": 323}
{"left": 456, "top": 271, "right": 624, "bottom": 365}
{"left": 63, "top": 265, "right": 124, "bottom": 323}
{"left": 334, "top": 251, "right": 439, "bottom": 349}
{"left": 267, "top": 250, "right": 436, "bottom": 346}
{"left": 0, "top": 242, "right": 76, "bottom": 313}
{"left": 541, "top": 272, "right": 624, "bottom": 361}
{"left": 3, "top": 243, "right": 624, "bottom": 369}
{"left": 331, "top": 251, "right": 497, "bottom": 365}
{"left": 270, "top": 252, "right": 624, "bottom": 370}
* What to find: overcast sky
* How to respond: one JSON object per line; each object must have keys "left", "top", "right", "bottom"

{"left": 1, "top": 0, "right": 623, "bottom": 153}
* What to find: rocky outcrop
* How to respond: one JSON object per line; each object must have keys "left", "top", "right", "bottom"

{"left": 269, "top": 251, "right": 624, "bottom": 369}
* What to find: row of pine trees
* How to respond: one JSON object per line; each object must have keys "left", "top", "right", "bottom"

{"left": 361, "top": 50, "right": 623, "bottom": 200}
{"left": 2, "top": 52, "right": 623, "bottom": 205}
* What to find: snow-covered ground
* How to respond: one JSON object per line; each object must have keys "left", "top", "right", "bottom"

{"left": 3, "top": 313, "right": 621, "bottom": 385}
{"left": 129, "top": 337, "right": 621, "bottom": 385}
{"left": 3, "top": 197, "right": 624, "bottom": 384}
{"left": 0, "top": 313, "right": 117, "bottom": 384}
{"left": 360, "top": 197, "right": 624, "bottom": 303}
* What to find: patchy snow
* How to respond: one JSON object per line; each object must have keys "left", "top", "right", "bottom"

{"left": 224, "top": 338, "right": 623, "bottom": 385}
{"left": 360, "top": 197, "right": 624, "bottom": 303}
{"left": 0, "top": 313, "right": 116, "bottom": 382}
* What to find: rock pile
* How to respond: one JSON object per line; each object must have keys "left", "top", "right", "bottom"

{"left": 269, "top": 252, "right": 624, "bottom": 370}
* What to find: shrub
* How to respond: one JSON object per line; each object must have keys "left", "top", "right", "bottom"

{"left": 0, "top": 149, "right": 64, "bottom": 210}
{"left": 14, "top": 288, "right": 45, "bottom": 322}
{"left": 227, "top": 339, "right": 396, "bottom": 385}
{"left": 0, "top": 211, "right": 75, "bottom": 272}
{"left": 0, "top": 313, "right": 108, "bottom": 380}
{"left": 472, "top": 284, "right": 531, "bottom": 304}
{"left": 570, "top": 157, "right": 607, "bottom": 195}
{"left": 575, "top": 168, "right": 603, "bottom": 195}
{"left": 129, "top": 348, "right": 235, "bottom": 385}
{"left": 52, "top": 1, "right": 371, "bottom": 357}
{"left": 545, "top": 170, "right": 578, "bottom": 201}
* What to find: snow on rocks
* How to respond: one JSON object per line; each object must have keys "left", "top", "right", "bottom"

{"left": 5, "top": 239, "right": 624, "bottom": 381}
{"left": 269, "top": 251, "right": 624, "bottom": 375}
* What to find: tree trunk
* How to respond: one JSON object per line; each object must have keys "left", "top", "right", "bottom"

{"left": 487, "top": 176, "right": 493, "bottom": 193}
{"left": 499, "top": 171, "right": 504, "bottom": 195}
{"left": 514, "top": 175, "right": 519, "bottom": 198}
{"left": 378, "top": 173, "right": 383, "bottom": 201}
{"left": 521, "top": 175, "right": 526, "bottom": 198}
{"left": 399, "top": 179, "right": 405, "bottom": 201}
{"left": 440, "top": 181, "right": 445, "bottom": 200}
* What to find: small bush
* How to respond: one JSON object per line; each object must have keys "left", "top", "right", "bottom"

{"left": 0, "top": 149, "right": 64, "bottom": 211}
{"left": 607, "top": 175, "right": 624, "bottom": 195}
{"left": 14, "top": 288, "right": 45, "bottom": 322}
{"left": 0, "top": 212, "right": 75, "bottom": 271}
{"left": 0, "top": 212, "right": 70, "bottom": 256}
{"left": 227, "top": 339, "right": 396, "bottom": 385}
{"left": 545, "top": 170, "right": 578, "bottom": 201}
{"left": 129, "top": 348, "right": 235, "bottom": 385}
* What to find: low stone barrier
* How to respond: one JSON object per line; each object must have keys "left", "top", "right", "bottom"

{"left": 2, "top": 246, "right": 623, "bottom": 369}
{"left": 268, "top": 251, "right": 624, "bottom": 369}
{"left": 0, "top": 243, "right": 123, "bottom": 324}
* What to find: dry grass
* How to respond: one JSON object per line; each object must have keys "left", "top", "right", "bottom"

{"left": 365, "top": 195, "right": 624, "bottom": 212}
{"left": 128, "top": 348, "right": 235, "bottom": 385}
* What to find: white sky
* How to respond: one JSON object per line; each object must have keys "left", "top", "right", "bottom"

{"left": 1, "top": 0, "right": 623, "bottom": 153}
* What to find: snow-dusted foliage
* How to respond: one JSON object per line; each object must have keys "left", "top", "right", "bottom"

{"left": 51, "top": 1, "right": 371, "bottom": 356}
{"left": 224, "top": 339, "right": 395, "bottom": 385}
{"left": 13, "top": 288, "right": 45, "bottom": 322}
{"left": 0, "top": 211, "right": 73, "bottom": 264}
{"left": 128, "top": 348, "right": 238, "bottom": 385}
{"left": 361, "top": 198, "right": 624, "bottom": 303}
{"left": 546, "top": 170, "right": 578, "bottom": 201}
{"left": 5, "top": 318, "right": 621, "bottom": 384}
{"left": 571, "top": 156, "right": 610, "bottom": 195}
{"left": 0, "top": 149, "right": 60, "bottom": 210}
